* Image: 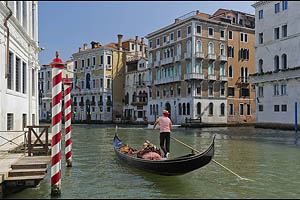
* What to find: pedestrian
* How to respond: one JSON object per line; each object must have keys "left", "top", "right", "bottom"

{"left": 153, "top": 110, "right": 172, "bottom": 159}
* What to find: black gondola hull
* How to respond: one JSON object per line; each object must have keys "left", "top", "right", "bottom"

{"left": 113, "top": 135, "right": 215, "bottom": 176}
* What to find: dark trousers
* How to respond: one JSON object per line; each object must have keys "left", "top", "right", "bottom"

{"left": 160, "top": 132, "right": 170, "bottom": 157}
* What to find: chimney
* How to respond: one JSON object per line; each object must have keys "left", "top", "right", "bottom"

{"left": 91, "top": 41, "right": 97, "bottom": 49}
{"left": 83, "top": 43, "right": 87, "bottom": 50}
{"left": 117, "top": 34, "right": 123, "bottom": 51}
{"left": 141, "top": 37, "right": 144, "bottom": 44}
{"left": 135, "top": 36, "right": 139, "bottom": 42}
{"left": 175, "top": 18, "right": 180, "bottom": 23}
{"left": 196, "top": 10, "right": 200, "bottom": 15}
{"left": 97, "top": 42, "right": 100, "bottom": 47}
{"left": 79, "top": 47, "right": 82, "bottom": 53}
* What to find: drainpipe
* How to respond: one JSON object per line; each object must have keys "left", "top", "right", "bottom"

{"left": 4, "top": 1, "right": 12, "bottom": 79}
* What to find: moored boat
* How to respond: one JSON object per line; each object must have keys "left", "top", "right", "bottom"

{"left": 113, "top": 134, "right": 215, "bottom": 176}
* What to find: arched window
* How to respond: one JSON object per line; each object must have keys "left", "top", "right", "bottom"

{"left": 178, "top": 103, "right": 182, "bottom": 115}
{"left": 282, "top": 54, "right": 287, "bottom": 69}
{"left": 208, "top": 42, "right": 214, "bottom": 54}
{"left": 220, "top": 64, "right": 225, "bottom": 76}
{"left": 183, "top": 103, "right": 186, "bottom": 115}
{"left": 274, "top": 55, "right": 279, "bottom": 70}
{"left": 138, "top": 74, "right": 142, "bottom": 85}
{"left": 229, "top": 66, "right": 233, "bottom": 77}
{"left": 133, "top": 92, "right": 136, "bottom": 102}
{"left": 259, "top": 59, "right": 263, "bottom": 74}
{"left": 196, "top": 61, "right": 201, "bottom": 73}
{"left": 187, "top": 103, "right": 190, "bottom": 115}
{"left": 196, "top": 40, "right": 202, "bottom": 53}
{"left": 86, "top": 73, "right": 91, "bottom": 89}
{"left": 197, "top": 102, "right": 201, "bottom": 115}
{"left": 220, "top": 44, "right": 225, "bottom": 56}
{"left": 209, "top": 103, "right": 213, "bottom": 115}
{"left": 220, "top": 103, "right": 225, "bottom": 116}
{"left": 241, "top": 67, "right": 244, "bottom": 79}
{"left": 187, "top": 62, "right": 192, "bottom": 74}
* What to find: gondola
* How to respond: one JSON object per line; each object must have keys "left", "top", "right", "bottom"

{"left": 113, "top": 134, "right": 215, "bottom": 176}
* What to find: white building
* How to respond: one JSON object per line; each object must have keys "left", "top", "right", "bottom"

{"left": 0, "top": 1, "right": 40, "bottom": 150}
{"left": 38, "top": 60, "right": 74, "bottom": 121}
{"left": 250, "top": 1, "right": 300, "bottom": 124}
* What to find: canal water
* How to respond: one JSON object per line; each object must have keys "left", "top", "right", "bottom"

{"left": 5, "top": 124, "right": 300, "bottom": 199}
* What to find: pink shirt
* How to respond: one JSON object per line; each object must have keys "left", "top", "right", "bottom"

{"left": 156, "top": 116, "right": 172, "bottom": 133}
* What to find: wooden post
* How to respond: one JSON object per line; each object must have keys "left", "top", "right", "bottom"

{"left": 50, "top": 51, "right": 64, "bottom": 196}
{"left": 64, "top": 76, "right": 72, "bottom": 167}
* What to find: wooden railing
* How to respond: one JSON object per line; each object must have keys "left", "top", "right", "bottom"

{"left": 27, "top": 125, "right": 50, "bottom": 156}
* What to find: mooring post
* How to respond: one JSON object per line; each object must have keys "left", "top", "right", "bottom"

{"left": 295, "top": 102, "right": 298, "bottom": 133}
{"left": 50, "top": 51, "right": 64, "bottom": 196}
{"left": 64, "top": 75, "right": 72, "bottom": 167}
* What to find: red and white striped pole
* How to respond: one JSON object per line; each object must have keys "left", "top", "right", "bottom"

{"left": 64, "top": 76, "right": 72, "bottom": 167}
{"left": 50, "top": 51, "right": 64, "bottom": 196}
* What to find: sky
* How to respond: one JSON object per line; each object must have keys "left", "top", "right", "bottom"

{"left": 38, "top": 1, "right": 255, "bottom": 65}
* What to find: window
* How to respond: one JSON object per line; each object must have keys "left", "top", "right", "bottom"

{"left": 281, "top": 54, "right": 287, "bottom": 69}
{"left": 259, "top": 105, "right": 264, "bottom": 112}
{"left": 100, "top": 55, "right": 104, "bottom": 65}
{"left": 258, "top": 86, "right": 264, "bottom": 97}
{"left": 220, "top": 103, "right": 225, "bottom": 116}
{"left": 187, "top": 84, "right": 191, "bottom": 95}
{"left": 220, "top": 82, "right": 225, "bottom": 96}
{"left": 107, "top": 107, "right": 111, "bottom": 112}
{"left": 244, "top": 34, "right": 248, "bottom": 43}
{"left": 220, "top": 30, "right": 225, "bottom": 39}
{"left": 179, "top": 103, "right": 182, "bottom": 115}
{"left": 274, "top": 105, "right": 280, "bottom": 112}
{"left": 196, "top": 25, "right": 202, "bottom": 34}
{"left": 281, "top": 104, "right": 287, "bottom": 112}
{"left": 274, "top": 27, "right": 280, "bottom": 40}
{"left": 220, "top": 45, "right": 225, "bottom": 56}
{"left": 275, "top": 3, "right": 280, "bottom": 13}
{"left": 229, "top": 104, "right": 234, "bottom": 116}
{"left": 282, "top": 25, "right": 287, "bottom": 38}
{"left": 196, "top": 83, "right": 201, "bottom": 95}
{"left": 247, "top": 104, "right": 251, "bottom": 115}
{"left": 220, "top": 64, "right": 225, "bottom": 76}
{"left": 81, "top": 59, "right": 85, "bottom": 70}
{"left": 274, "top": 55, "right": 280, "bottom": 70}
{"left": 92, "top": 57, "right": 96, "bottom": 66}
{"left": 7, "top": 52, "right": 13, "bottom": 90}
{"left": 22, "top": 114, "right": 27, "bottom": 130}
{"left": 149, "top": 41, "right": 152, "bottom": 48}
{"left": 157, "top": 89, "right": 160, "bottom": 97}
{"left": 22, "top": 62, "right": 27, "bottom": 94}
{"left": 107, "top": 55, "right": 111, "bottom": 65}
{"left": 229, "top": 66, "right": 233, "bottom": 78}
{"left": 282, "top": 1, "right": 288, "bottom": 10}
{"left": 170, "top": 33, "right": 174, "bottom": 41}
{"left": 177, "top": 30, "right": 181, "bottom": 39}
{"left": 240, "top": 33, "right": 244, "bottom": 42}
{"left": 131, "top": 43, "right": 135, "bottom": 50}
{"left": 32, "top": 69, "right": 35, "bottom": 96}
{"left": 208, "top": 42, "right": 214, "bottom": 54}
{"left": 240, "top": 48, "right": 249, "bottom": 60}
{"left": 156, "top": 38, "right": 160, "bottom": 46}
{"left": 183, "top": 103, "right": 186, "bottom": 115}
{"left": 177, "top": 85, "right": 181, "bottom": 96}
{"left": 196, "top": 40, "right": 202, "bottom": 53}
{"left": 208, "top": 83, "right": 213, "bottom": 96}
{"left": 281, "top": 84, "right": 287, "bottom": 95}
{"left": 7, "top": 113, "right": 14, "bottom": 130}
{"left": 239, "top": 104, "right": 244, "bottom": 115}
{"left": 208, "top": 28, "right": 214, "bottom": 37}
{"left": 209, "top": 103, "right": 213, "bottom": 116}
{"left": 228, "top": 87, "right": 234, "bottom": 96}
{"left": 228, "top": 30, "right": 233, "bottom": 40}
{"left": 187, "top": 103, "right": 190, "bottom": 115}
{"left": 274, "top": 84, "right": 280, "bottom": 96}
{"left": 187, "top": 26, "right": 191, "bottom": 35}
{"left": 259, "top": 33, "right": 264, "bottom": 44}
{"left": 15, "top": 57, "right": 21, "bottom": 92}
{"left": 163, "top": 35, "right": 167, "bottom": 43}
{"left": 259, "top": 10, "right": 263, "bottom": 20}
{"left": 107, "top": 79, "right": 111, "bottom": 89}
{"left": 196, "top": 61, "right": 201, "bottom": 74}
{"left": 197, "top": 102, "right": 201, "bottom": 115}
{"left": 208, "top": 63, "right": 213, "bottom": 75}
{"left": 259, "top": 59, "right": 264, "bottom": 73}
{"left": 87, "top": 58, "right": 90, "bottom": 67}
{"left": 228, "top": 46, "right": 234, "bottom": 58}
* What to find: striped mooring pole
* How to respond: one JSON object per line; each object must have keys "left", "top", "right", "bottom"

{"left": 64, "top": 76, "right": 72, "bottom": 167}
{"left": 50, "top": 51, "right": 64, "bottom": 196}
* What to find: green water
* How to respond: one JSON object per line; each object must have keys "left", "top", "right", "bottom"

{"left": 5, "top": 124, "right": 300, "bottom": 199}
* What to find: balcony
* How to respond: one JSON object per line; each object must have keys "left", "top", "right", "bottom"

{"left": 154, "top": 60, "right": 160, "bottom": 67}
{"left": 195, "top": 52, "right": 204, "bottom": 59}
{"left": 184, "top": 73, "right": 205, "bottom": 81}
{"left": 207, "top": 53, "right": 216, "bottom": 60}
{"left": 219, "top": 55, "right": 228, "bottom": 62}
{"left": 161, "top": 57, "right": 174, "bottom": 65}
{"left": 207, "top": 74, "right": 217, "bottom": 81}
{"left": 184, "top": 52, "right": 191, "bottom": 60}
{"left": 174, "top": 55, "right": 181, "bottom": 62}
{"left": 154, "top": 76, "right": 181, "bottom": 85}
{"left": 131, "top": 101, "right": 147, "bottom": 106}
{"left": 219, "top": 75, "right": 228, "bottom": 82}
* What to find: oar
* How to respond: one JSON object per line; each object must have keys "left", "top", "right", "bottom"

{"left": 154, "top": 129, "right": 255, "bottom": 182}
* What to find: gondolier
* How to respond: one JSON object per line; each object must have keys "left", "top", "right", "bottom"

{"left": 153, "top": 110, "right": 172, "bottom": 159}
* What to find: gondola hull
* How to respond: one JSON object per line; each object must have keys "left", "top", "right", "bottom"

{"left": 113, "top": 135, "right": 215, "bottom": 176}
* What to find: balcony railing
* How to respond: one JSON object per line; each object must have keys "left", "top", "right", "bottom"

{"left": 184, "top": 73, "right": 205, "bottom": 81}
{"left": 207, "top": 74, "right": 217, "bottom": 80}
{"left": 161, "top": 57, "right": 174, "bottom": 65}
{"left": 154, "top": 76, "right": 181, "bottom": 85}
{"left": 219, "top": 75, "right": 228, "bottom": 81}
{"left": 184, "top": 52, "right": 192, "bottom": 60}
{"left": 148, "top": 63, "right": 152, "bottom": 68}
{"left": 195, "top": 52, "right": 204, "bottom": 59}
{"left": 220, "top": 55, "right": 228, "bottom": 62}
{"left": 131, "top": 101, "right": 147, "bottom": 106}
{"left": 174, "top": 55, "right": 181, "bottom": 62}
{"left": 207, "top": 53, "right": 216, "bottom": 60}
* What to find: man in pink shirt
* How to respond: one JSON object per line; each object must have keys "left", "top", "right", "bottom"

{"left": 153, "top": 110, "right": 173, "bottom": 159}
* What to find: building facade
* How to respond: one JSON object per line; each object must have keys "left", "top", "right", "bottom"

{"left": 0, "top": 1, "right": 40, "bottom": 150}
{"left": 38, "top": 60, "right": 74, "bottom": 121}
{"left": 250, "top": 1, "right": 300, "bottom": 124}
{"left": 210, "top": 9, "right": 256, "bottom": 123}
{"left": 71, "top": 35, "right": 147, "bottom": 122}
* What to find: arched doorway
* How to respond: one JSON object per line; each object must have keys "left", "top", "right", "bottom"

{"left": 165, "top": 102, "right": 171, "bottom": 119}
{"left": 86, "top": 99, "right": 91, "bottom": 121}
